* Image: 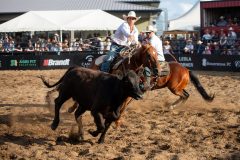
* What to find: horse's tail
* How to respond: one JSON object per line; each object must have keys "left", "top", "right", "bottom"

{"left": 189, "top": 70, "right": 215, "bottom": 102}
{"left": 39, "top": 66, "right": 76, "bottom": 88}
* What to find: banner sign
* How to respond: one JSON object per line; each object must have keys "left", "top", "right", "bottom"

{"left": 165, "top": 54, "right": 240, "bottom": 72}
{"left": 0, "top": 51, "right": 239, "bottom": 71}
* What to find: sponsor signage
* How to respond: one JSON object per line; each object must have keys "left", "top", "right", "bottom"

{"left": 178, "top": 56, "right": 194, "bottom": 68}
{"left": 202, "top": 58, "right": 231, "bottom": 67}
{"left": 10, "top": 59, "right": 37, "bottom": 67}
{"left": 0, "top": 52, "right": 239, "bottom": 71}
{"left": 43, "top": 59, "right": 70, "bottom": 66}
{"left": 80, "top": 55, "right": 94, "bottom": 68}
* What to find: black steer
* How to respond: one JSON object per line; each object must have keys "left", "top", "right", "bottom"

{"left": 40, "top": 67, "right": 143, "bottom": 143}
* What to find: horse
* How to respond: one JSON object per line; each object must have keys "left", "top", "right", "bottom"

{"left": 116, "top": 61, "right": 215, "bottom": 126}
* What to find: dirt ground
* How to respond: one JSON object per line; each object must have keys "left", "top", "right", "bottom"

{"left": 0, "top": 69, "right": 239, "bottom": 160}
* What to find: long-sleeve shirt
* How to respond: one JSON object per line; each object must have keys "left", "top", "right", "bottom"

{"left": 149, "top": 34, "right": 165, "bottom": 61}
{"left": 113, "top": 22, "right": 139, "bottom": 46}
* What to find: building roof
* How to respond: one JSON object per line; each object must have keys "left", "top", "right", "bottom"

{"left": 0, "top": 0, "right": 161, "bottom": 13}
{"left": 116, "top": 0, "right": 160, "bottom": 2}
{"left": 200, "top": 0, "right": 240, "bottom": 8}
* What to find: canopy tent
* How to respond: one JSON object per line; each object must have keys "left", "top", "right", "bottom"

{"left": 65, "top": 10, "right": 124, "bottom": 30}
{"left": 0, "top": 10, "right": 124, "bottom": 32}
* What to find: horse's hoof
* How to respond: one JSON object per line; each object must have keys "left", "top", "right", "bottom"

{"left": 88, "top": 129, "right": 99, "bottom": 137}
{"left": 115, "top": 120, "right": 122, "bottom": 128}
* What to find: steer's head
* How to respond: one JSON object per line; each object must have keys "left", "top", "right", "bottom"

{"left": 122, "top": 70, "right": 143, "bottom": 100}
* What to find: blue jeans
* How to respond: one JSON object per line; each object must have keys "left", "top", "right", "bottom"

{"left": 100, "top": 43, "right": 125, "bottom": 72}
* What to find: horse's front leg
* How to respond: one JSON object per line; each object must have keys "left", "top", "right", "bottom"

{"left": 115, "top": 97, "right": 133, "bottom": 127}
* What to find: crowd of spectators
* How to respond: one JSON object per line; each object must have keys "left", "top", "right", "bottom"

{"left": 161, "top": 15, "right": 240, "bottom": 55}
{"left": 0, "top": 33, "right": 112, "bottom": 54}
{"left": 162, "top": 26, "right": 240, "bottom": 55}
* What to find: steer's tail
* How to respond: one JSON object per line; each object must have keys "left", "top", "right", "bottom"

{"left": 189, "top": 70, "right": 215, "bottom": 102}
{"left": 38, "top": 66, "right": 76, "bottom": 88}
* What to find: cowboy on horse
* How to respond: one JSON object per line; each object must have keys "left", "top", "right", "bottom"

{"left": 100, "top": 11, "right": 140, "bottom": 73}
{"left": 141, "top": 25, "right": 166, "bottom": 89}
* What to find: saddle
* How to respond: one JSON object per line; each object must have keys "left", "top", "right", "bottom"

{"left": 159, "top": 61, "right": 170, "bottom": 77}
{"left": 94, "top": 46, "right": 136, "bottom": 71}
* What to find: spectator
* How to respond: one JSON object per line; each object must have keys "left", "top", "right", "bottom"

{"left": 62, "top": 39, "right": 70, "bottom": 51}
{"left": 14, "top": 44, "right": 23, "bottom": 52}
{"left": 226, "top": 27, "right": 237, "bottom": 48}
{"left": 211, "top": 29, "right": 219, "bottom": 43}
{"left": 99, "top": 38, "right": 104, "bottom": 51}
{"left": 53, "top": 33, "right": 60, "bottom": 42}
{"left": 202, "top": 29, "right": 212, "bottom": 44}
{"left": 195, "top": 40, "right": 205, "bottom": 54}
{"left": 232, "top": 17, "right": 239, "bottom": 26}
{"left": 184, "top": 39, "right": 194, "bottom": 54}
{"left": 105, "top": 38, "right": 111, "bottom": 51}
{"left": 163, "top": 40, "right": 174, "bottom": 54}
{"left": 219, "top": 29, "right": 227, "bottom": 49}
{"left": 217, "top": 16, "right": 228, "bottom": 27}
{"left": 8, "top": 37, "right": 15, "bottom": 52}
{"left": 212, "top": 42, "right": 221, "bottom": 55}
{"left": 3, "top": 35, "right": 10, "bottom": 52}
{"left": 202, "top": 43, "right": 212, "bottom": 55}
{"left": 46, "top": 38, "right": 52, "bottom": 51}
{"left": 25, "top": 43, "right": 34, "bottom": 52}
{"left": 227, "top": 17, "right": 233, "bottom": 26}
{"left": 220, "top": 46, "right": 228, "bottom": 55}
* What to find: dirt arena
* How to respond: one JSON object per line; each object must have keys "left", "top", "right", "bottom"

{"left": 0, "top": 69, "right": 239, "bottom": 160}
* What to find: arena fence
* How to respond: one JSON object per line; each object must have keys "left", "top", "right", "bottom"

{"left": 0, "top": 51, "right": 239, "bottom": 71}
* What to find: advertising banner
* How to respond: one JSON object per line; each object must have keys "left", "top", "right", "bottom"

{"left": 0, "top": 52, "right": 239, "bottom": 72}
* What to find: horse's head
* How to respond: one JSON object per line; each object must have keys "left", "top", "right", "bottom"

{"left": 139, "top": 43, "right": 160, "bottom": 76}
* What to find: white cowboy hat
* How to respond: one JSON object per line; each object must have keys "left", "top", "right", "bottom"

{"left": 228, "top": 27, "right": 234, "bottom": 31}
{"left": 143, "top": 25, "right": 157, "bottom": 33}
{"left": 197, "top": 40, "right": 203, "bottom": 44}
{"left": 123, "top": 11, "right": 141, "bottom": 21}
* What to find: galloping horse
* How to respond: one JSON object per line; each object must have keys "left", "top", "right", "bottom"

{"left": 116, "top": 59, "right": 215, "bottom": 126}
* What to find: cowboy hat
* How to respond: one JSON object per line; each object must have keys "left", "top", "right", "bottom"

{"left": 143, "top": 25, "right": 157, "bottom": 33}
{"left": 197, "top": 40, "right": 203, "bottom": 44}
{"left": 228, "top": 27, "right": 234, "bottom": 31}
{"left": 123, "top": 11, "right": 141, "bottom": 21}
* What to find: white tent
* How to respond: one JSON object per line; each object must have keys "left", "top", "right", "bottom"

{"left": 168, "top": 1, "right": 200, "bottom": 31}
{"left": 0, "top": 10, "right": 124, "bottom": 32}
{"left": 65, "top": 10, "right": 124, "bottom": 31}
{"left": 0, "top": 11, "right": 60, "bottom": 32}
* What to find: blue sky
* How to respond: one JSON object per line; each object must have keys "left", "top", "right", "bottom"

{"left": 160, "top": 0, "right": 199, "bottom": 20}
